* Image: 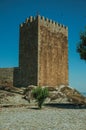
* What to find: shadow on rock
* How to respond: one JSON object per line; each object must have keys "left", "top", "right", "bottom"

{"left": 44, "top": 103, "right": 86, "bottom": 109}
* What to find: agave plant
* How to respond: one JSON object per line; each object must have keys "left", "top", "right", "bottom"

{"left": 32, "top": 87, "right": 49, "bottom": 109}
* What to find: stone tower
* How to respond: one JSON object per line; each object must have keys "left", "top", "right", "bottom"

{"left": 14, "top": 15, "right": 68, "bottom": 87}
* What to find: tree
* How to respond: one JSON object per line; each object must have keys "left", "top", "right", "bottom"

{"left": 77, "top": 28, "right": 86, "bottom": 61}
{"left": 32, "top": 87, "right": 49, "bottom": 109}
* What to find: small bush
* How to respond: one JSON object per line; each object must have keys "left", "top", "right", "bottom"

{"left": 32, "top": 87, "right": 49, "bottom": 109}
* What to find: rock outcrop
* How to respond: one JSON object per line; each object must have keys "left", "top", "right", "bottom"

{"left": 0, "top": 84, "right": 86, "bottom": 107}
{"left": 0, "top": 82, "right": 27, "bottom": 106}
{"left": 23, "top": 85, "right": 86, "bottom": 106}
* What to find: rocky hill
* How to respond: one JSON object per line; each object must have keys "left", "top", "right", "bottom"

{"left": 0, "top": 82, "right": 86, "bottom": 108}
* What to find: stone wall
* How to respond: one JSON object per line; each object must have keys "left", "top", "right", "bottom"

{"left": 0, "top": 15, "right": 68, "bottom": 88}
{"left": 0, "top": 68, "right": 14, "bottom": 85}
{"left": 15, "top": 18, "right": 38, "bottom": 87}
{"left": 14, "top": 15, "right": 68, "bottom": 87}
{"left": 38, "top": 17, "right": 68, "bottom": 87}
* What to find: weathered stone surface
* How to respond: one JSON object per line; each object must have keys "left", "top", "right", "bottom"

{"left": 39, "top": 26, "right": 68, "bottom": 87}
{"left": 0, "top": 85, "right": 86, "bottom": 107}
{"left": 0, "top": 68, "right": 14, "bottom": 85}
{"left": 0, "top": 81, "right": 23, "bottom": 94}
{"left": 14, "top": 15, "right": 68, "bottom": 87}
{"left": 0, "top": 90, "right": 28, "bottom": 106}
{"left": 0, "top": 15, "right": 68, "bottom": 88}
{"left": 23, "top": 85, "right": 86, "bottom": 106}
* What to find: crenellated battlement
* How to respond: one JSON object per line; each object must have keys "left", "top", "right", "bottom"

{"left": 20, "top": 15, "right": 68, "bottom": 37}
{"left": 0, "top": 15, "right": 68, "bottom": 87}
{"left": 20, "top": 15, "right": 68, "bottom": 31}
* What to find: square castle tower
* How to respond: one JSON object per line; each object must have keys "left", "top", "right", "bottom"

{"left": 14, "top": 15, "right": 68, "bottom": 87}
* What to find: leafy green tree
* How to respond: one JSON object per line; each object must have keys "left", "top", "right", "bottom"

{"left": 32, "top": 87, "right": 49, "bottom": 109}
{"left": 77, "top": 28, "right": 86, "bottom": 61}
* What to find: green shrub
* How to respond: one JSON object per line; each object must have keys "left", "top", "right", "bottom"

{"left": 32, "top": 87, "right": 49, "bottom": 109}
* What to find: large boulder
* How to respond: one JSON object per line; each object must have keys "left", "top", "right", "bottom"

{"left": 0, "top": 90, "right": 28, "bottom": 107}
{"left": 23, "top": 85, "right": 37, "bottom": 102}
{"left": 0, "top": 82, "right": 28, "bottom": 106}
{"left": 0, "top": 81, "right": 23, "bottom": 94}
{"left": 49, "top": 85, "right": 86, "bottom": 105}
